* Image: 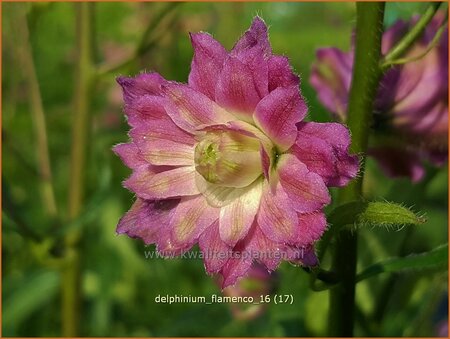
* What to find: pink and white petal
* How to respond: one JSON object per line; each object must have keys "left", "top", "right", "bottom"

{"left": 231, "top": 16, "right": 271, "bottom": 57}
{"left": 294, "top": 212, "right": 327, "bottom": 247}
{"left": 268, "top": 55, "right": 300, "bottom": 92}
{"left": 113, "top": 143, "right": 147, "bottom": 169}
{"left": 254, "top": 85, "right": 307, "bottom": 151}
{"left": 156, "top": 229, "right": 194, "bottom": 257}
{"left": 170, "top": 195, "right": 219, "bottom": 246}
{"left": 277, "top": 154, "right": 331, "bottom": 213}
{"left": 199, "top": 221, "right": 231, "bottom": 274}
{"left": 198, "top": 120, "right": 274, "bottom": 152}
{"left": 136, "top": 139, "right": 195, "bottom": 166}
{"left": 130, "top": 119, "right": 195, "bottom": 145}
{"left": 219, "top": 179, "right": 263, "bottom": 246}
{"left": 124, "top": 166, "right": 199, "bottom": 199}
{"left": 257, "top": 182, "right": 298, "bottom": 243}
{"left": 220, "top": 251, "right": 254, "bottom": 288}
{"left": 188, "top": 32, "right": 227, "bottom": 100}
{"left": 215, "top": 56, "right": 263, "bottom": 121}
{"left": 162, "top": 82, "right": 234, "bottom": 133}
{"left": 195, "top": 173, "right": 250, "bottom": 208}
{"left": 117, "top": 72, "right": 166, "bottom": 106}
{"left": 249, "top": 227, "right": 282, "bottom": 271}
{"left": 117, "top": 198, "right": 179, "bottom": 245}
{"left": 125, "top": 95, "right": 172, "bottom": 128}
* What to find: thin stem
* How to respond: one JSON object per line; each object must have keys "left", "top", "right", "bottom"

{"left": 97, "top": 3, "right": 180, "bottom": 76}
{"left": 386, "top": 12, "right": 448, "bottom": 67}
{"left": 13, "top": 4, "right": 57, "bottom": 217}
{"left": 62, "top": 3, "right": 94, "bottom": 337}
{"left": 328, "top": 3, "right": 385, "bottom": 337}
{"left": 381, "top": 2, "right": 442, "bottom": 70}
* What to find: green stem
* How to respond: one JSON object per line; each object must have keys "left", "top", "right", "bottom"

{"left": 14, "top": 4, "right": 57, "bottom": 217}
{"left": 386, "top": 12, "right": 448, "bottom": 67}
{"left": 62, "top": 3, "right": 94, "bottom": 337}
{"left": 381, "top": 2, "right": 442, "bottom": 70}
{"left": 97, "top": 3, "right": 180, "bottom": 76}
{"left": 328, "top": 3, "right": 385, "bottom": 336}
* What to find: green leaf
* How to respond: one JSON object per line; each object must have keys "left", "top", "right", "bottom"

{"left": 356, "top": 243, "right": 448, "bottom": 282}
{"left": 328, "top": 201, "right": 426, "bottom": 230}
{"left": 3, "top": 270, "right": 60, "bottom": 333}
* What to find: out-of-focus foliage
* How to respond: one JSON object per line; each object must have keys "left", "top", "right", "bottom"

{"left": 2, "top": 2, "right": 447, "bottom": 337}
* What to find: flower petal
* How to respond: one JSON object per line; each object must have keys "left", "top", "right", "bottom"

{"left": 117, "top": 72, "right": 166, "bottom": 106}
{"left": 138, "top": 139, "right": 195, "bottom": 166}
{"left": 170, "top": 195, "right": 219, "bottom": 246}
{"left": 277, "top": 154, "right": 331, "bottom": 213}
{"left": 130, "top": 122, "right": 196, "bottom": 166}
{"left": 231, "top": 16, "right": 271, "bottom": 57}
{"left": 309, "top": 48, "right": 353, "bottom": 119}
{"left": 162, "top": 82, "right": 234, "bottom": 133}
{"left": 285, "top": 245, "right": 319, "bottom": 267}
{"left": 124, "top": 95, "right": 171, "bottom": 128}
{"left": 294, "top": 212, "right": 327, "bottom": 247}
{"left": 113, "top": 143, "right": 146, "bottom": 169}
{"left": 199, "top": 221, "right": 230, "bottom": 274}
{"left": 188, "top": 32, "right": 227, "bottom": 100}
{"left": 124, "top": 166, "right": 199, "bottom": 199}
{"left": 297, "top": 121, "right": 353, "bottom": 149}
{"left": 220, "top": 221, "right": 282, "bottom": 288}
{"left": 268, "top": 55, "right": 300, "bottom": 92}
{"left": 254, "top": 85, "right": 307, "bottom": 151}
{"left": 220, "top": 248, "right": 254, "bottom": 289}
{"left": 257, "top": 182, "right": 298, "bottom": 243}
{"left": 249, "top": 226, "right": 282, "bottom": 271}
{"left": 130, "top": 119, "right": 196, "bottom": 145}
{"left": 219, "top": 179, "right": 263, "bottom": 246}
{"left": 117, "top": 198, "right": 179, "bottom": 245}
{"left": 368, "top": 147, "right": 425, "bottom": 183}
{"left": 233, "top": 46, "right": 269, "bottom": 100}
{"left": 195, "top": 172, "right": 251, "bottom": 208}
{"left": 215, "top": 56, "right": 263, "bottom": 120}
{"left": 292, "top": 122, "right": 359, "bottom": 187}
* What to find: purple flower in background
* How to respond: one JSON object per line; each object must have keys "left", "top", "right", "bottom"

{"left": 114, "top": 17, "right": 359, "bottom": 287}
{"left": 220, "top": 263, "right": 277, "bottom": 320}
{"left": 310, "top": 14, "right": 448, "bottom": 182}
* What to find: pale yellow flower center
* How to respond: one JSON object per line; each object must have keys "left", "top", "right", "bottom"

{"left": 194, "top": 130, "right": 262, "bottom": 188}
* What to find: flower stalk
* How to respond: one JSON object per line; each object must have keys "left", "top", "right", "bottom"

{"left": 62, "top": 3, "right": 95, "bottom": 337}
{"left": 381, "top": 2, "right": 442, "bottom": 70}
{"left": 328, "top": 3, "right": 385, "bottom": 336}
{"left": 14, "top": 5, "right": 57, "bottom": 217}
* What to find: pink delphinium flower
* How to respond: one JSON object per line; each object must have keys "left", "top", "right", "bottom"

{"left": 114, "top": 17, "right": 359, "bottom": 287}
{"left": 310, "top": 14, "right": 448, "bottom": 182}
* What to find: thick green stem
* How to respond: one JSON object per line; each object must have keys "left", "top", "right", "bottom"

{"left": 328, "top": 3, "right": 385, "bottom": 336}
{"left": 62, "top": 3, "right": 94, "bottom": 337}
{"left": 14, "top": 5, "right": 57, "bottom": 217}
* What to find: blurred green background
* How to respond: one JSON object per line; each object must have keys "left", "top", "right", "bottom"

{"left": 2, "top": 2, "right": 448, "bottom": 337}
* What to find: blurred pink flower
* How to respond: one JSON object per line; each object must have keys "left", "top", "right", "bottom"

{"left": 310, "top": 14, "right": 448, "bottom": 182}
{"left": 114, "top": 17, "right": 358, "bottom": 287}
{"left": 220, "top": 263, "right": 276, "bottom": 320}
